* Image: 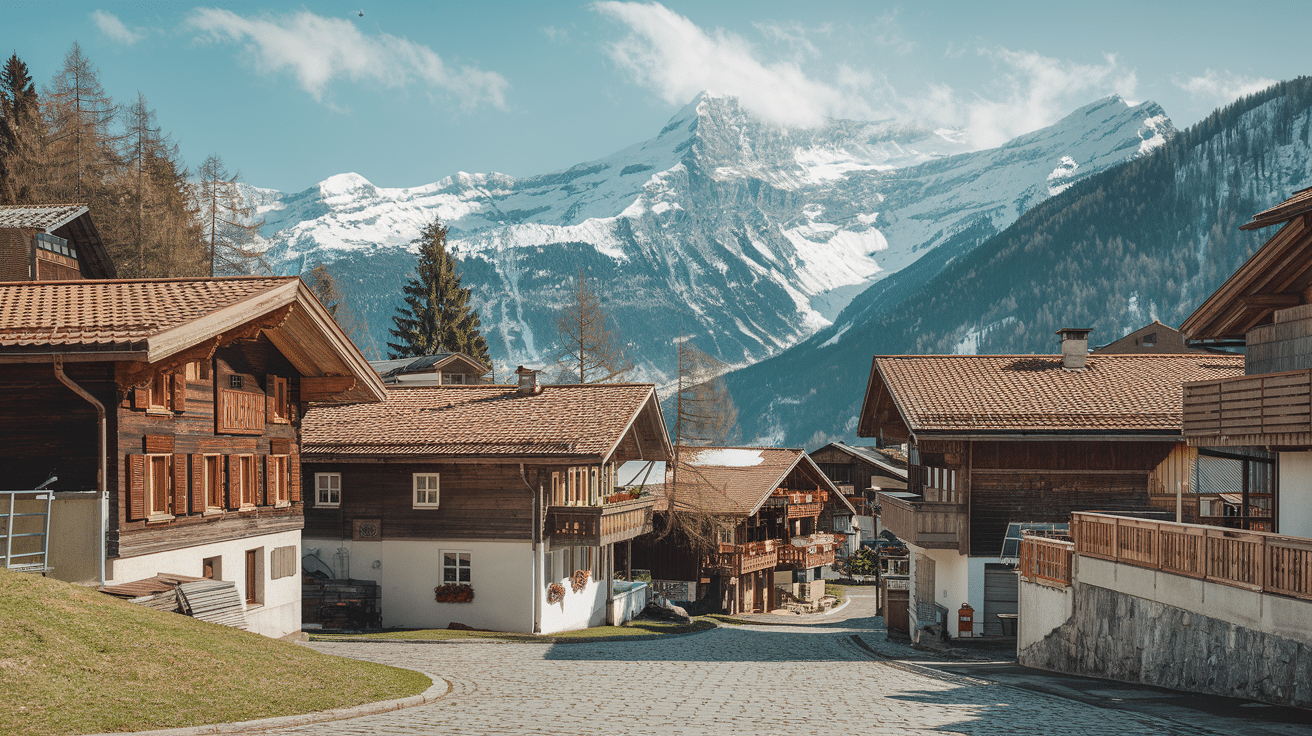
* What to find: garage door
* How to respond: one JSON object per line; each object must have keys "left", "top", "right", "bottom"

{"left": 982, "top": 563, "right": 1018, "bottom": 637}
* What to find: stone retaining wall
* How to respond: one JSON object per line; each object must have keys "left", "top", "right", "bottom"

{"left": 1019, "top": 582, "right": 1312, "bottom": 708}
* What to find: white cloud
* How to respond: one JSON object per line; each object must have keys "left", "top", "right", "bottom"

{"left": 594, "top": 1, "right": 877, "bottom": 127}
{"left": 909, "top": 49, "right": 1139, "bottom": 149}
{"left": 1175, "top": 69, "right": 1276, "bottom": 105}
{"left": 187, "top": 8, "right": 508, "bottom": 108}
{"left": 92, "top": 10, "right": 144, "bottom": 45}
{"left": 752, "top": 21, "right": 820, "bottom": 61}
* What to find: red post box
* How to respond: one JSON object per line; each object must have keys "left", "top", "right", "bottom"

{"left": 958, "top": 603, "right": 974, "bottom": 637}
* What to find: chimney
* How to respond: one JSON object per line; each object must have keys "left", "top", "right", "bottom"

{"left": 1056, "top": 328, "right": 1092, "bottom": 371}
{"left": 515, "top": 366, "right": 541, "bottom": 395}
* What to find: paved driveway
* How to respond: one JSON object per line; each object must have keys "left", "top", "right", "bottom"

{"left": 269, "top": 593, "right": 1310, "bottom": 736}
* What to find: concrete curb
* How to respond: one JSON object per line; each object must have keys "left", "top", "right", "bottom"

{"left": 311, "top": 621, "right": 719, "bottom": 646}
{"left": 86, "top": 672, "right": 448, "bottom": 735}
{"left": 822, "top": 597, "right": 853, "bottom": 616}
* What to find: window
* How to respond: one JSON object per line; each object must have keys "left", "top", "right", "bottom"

{"left": 185, "top": 361, "right": 212, "bottom": 381}
{"left": 229, "top": 375, "right": 244, "bottom": 389}
{"left": 204, "top": 455, "right": 222, "bottom": 510}
{"left": 413, "top": 473, "right": 440, "bottom": 507}
{"left": 202, "top": 555, "right": 221, "bottom": 580}
{"left": 268, "top": 375, "right": 290, "bottom": 423}
{"left": 148, "top": 370, "right": 172, "bottom": 413}
{"left": 244, "top": 548, "right": 263, "bottom": 605}
{"left": 268, "top": 455, "right": 289, "bottom": 506}
{"left": 231, "top": 455, "right": 256, "bottom": 508}
{"left": 146, "top": 454, "right": 173, "bottom": 519}
{"left": 315, "top": 472, "right": 341, "bottom": 507}
{"left": 551, "top": 472, "right": 562, "bottom": 506}
{"left": 442, "top": 551, "right": 471, "bottom": 583}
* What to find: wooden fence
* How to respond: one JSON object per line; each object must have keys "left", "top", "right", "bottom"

{"left": 1018, "top": 535, "right": 1074, "bottom": 587}
{"left": 1073, "top": 512, "right": 1312, "bottom": 600}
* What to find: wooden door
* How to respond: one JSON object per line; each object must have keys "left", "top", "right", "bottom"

{"left": 884, "top": 588, "right": 910, "bottom": 633}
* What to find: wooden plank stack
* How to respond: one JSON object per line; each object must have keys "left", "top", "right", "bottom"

{"left": 177, "top": 580, "right": 248, "bottom": 630}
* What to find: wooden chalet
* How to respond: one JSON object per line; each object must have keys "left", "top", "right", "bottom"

{"left": 299, "top": 369, "right": 672, "bottom": 634}
{"left": 0, "top": 276, "right": 384, "bottom": 638}
{"left": 1181, "top": 188, "right": 1312, "bottom": 540}
{"left": 628, "top": 447, "right": 857, "bottom": 615}
{"left": 809, "top": 442, "right": 908, "bottom": 549}
{"left": 0, "top": 203, "right": 115, "bottom": 281}
{"left": 1091, "top": 320, "right": 1221, "bottom": 355}
{"left": 370, "top": 352, "right": 492, "bottom": 386}
{"left": 857, "top": 340, "right": 1243, "bottom": 637}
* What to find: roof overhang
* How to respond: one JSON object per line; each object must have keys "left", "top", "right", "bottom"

{"left": 818, "top": 442, "right": 908, "bottom": 479}
{"left": 1181, "top": 214, "right": 1312, "bottom": 342}
{"left": 857, "top": 358, "right": 913, "bottom": 441}
{"left": 912, "top": 430, "right": 1182, "bottom": 442}
{"left": 603, "top": 386, "right": 673, "bottom": 465}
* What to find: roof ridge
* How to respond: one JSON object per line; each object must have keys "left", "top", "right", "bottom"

{"left": 0, "top": 275, "right": 295, "bottom": 287}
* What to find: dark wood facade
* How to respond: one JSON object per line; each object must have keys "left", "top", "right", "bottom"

{"left": 0, "top": 333, "right": 310, "bottom": 565}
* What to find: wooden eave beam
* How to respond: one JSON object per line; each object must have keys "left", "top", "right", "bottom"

{"left": 1182, "top": 217, "right": 1310, "bottom": 340}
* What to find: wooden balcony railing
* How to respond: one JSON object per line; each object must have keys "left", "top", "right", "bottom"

{"left": 1019, "top": 535, "right": 1074, "bottom": 587}
{"left": 547, "top": 497, "right": 655, "bottom": 547}
{"left": 1183, "top": 370, "right": 1312, "bottom": 441}
{"left": 217, "top": 389, "right": 265, "bottom": 435}
{"left": 777, "top": 535, "right": 836, "bottom": 569}
{"left": 707, "top": 540, "right": 779, "bottom": 576}
{"left": 876, "top": 492, "right": 963, "bottom": 549}
{"left": 1073, "top": 512, "right": 1312, "bottom": 600}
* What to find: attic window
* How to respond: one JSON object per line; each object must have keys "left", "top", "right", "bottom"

{"left": 34, "top": 233, "right": 77, "bottom": 259}
{"left": 229, "top": 375, "right": 243, "bottom": 389}
{"left": 1142, "top": 333, "right": 1157, "bottom": 347}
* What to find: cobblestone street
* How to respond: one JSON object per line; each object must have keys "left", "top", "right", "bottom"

{"left": 268, "top": 594, "right": 1310, "bottom": 736}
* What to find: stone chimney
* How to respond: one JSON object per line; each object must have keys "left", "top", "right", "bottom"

{"left": 515, "top": 366, "right": 542, "bottom": 395}
{"left": 1056, "top": 328, "right": 1092, "bottom": 371}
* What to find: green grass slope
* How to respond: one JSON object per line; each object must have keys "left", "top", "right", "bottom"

{"left": 0, "top": 568, "right": 429, "bottom": 735}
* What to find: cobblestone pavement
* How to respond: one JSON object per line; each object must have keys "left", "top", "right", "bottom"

{"left": 266, "top": 593, "right": 1305, "bottom": 736}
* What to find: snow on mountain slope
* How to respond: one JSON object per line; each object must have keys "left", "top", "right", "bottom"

{"left": 254, "top": 93, "right": 1170, "bottom": 381}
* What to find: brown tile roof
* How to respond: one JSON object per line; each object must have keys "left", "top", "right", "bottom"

{"left": 661, "top": 447, "right": 855, "bottom": 517}
{"left": 871, "top": 354, "right": 1245, "bottom": 433}
{"left": 0, "top": 277, "right": 295, "bottom": 350}
{"left": 302, "top": 384, "right": 661, "bottom": 460}
{"left": 0, "top": 203, "right": 87, "bottom": 231}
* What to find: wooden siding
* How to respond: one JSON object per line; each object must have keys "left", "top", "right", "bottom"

{"left": 302, "top": 461, "right": 536, "bottom": 542}
{"left": 1184, "top": 370, "right": 1312, "bottom": 443}
{"left": 970, "top": 471, "right": 1153, "bottom": 557}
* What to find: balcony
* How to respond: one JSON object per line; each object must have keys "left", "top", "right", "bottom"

{"left": 777, "top": 534, "right": 837, "bottom": 569}
{"left": 706, "top": 539, "right": 779, "bottom": 576}
{"left": 547, "top": 497, "right": 655, "bottom": 547}
{"left": 1183, "top": 370, "right": 1312, "bottom": 447}
{"left": 876, "top": 492, "right": 963, "bottom": 550}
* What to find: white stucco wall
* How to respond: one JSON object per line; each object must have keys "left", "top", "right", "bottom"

{"left": 304, "top": 537, "right": 540, "bottom": 633}
{"left": 107, "top": 529, "right": 301, "bottom": 639}
{"left": 1017, "top": 579, "right": 1073, "bottom": 651}
{"left": 907, "top": 546, "right": 996, "bottom": 639}
{"left": 1278, "top": 450, "right": 1312, "bottom": 539}
{"left": 540, "top": 572, "right": 607, "bottom": 634}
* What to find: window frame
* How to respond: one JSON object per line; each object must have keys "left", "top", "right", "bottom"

{"left": 315, "top": 472, "right": 341, "bottom": 508}
{"left": 441, "top": 550, "right": 472, "bottom": 584}
{"left": 413, "top": 473, "right": 440, "bottom": 508}
{"left": 269, "top": 455, "right": 289, "bottom": 507}
{"left": 145, "top": 453, "right": 174, "bottom": 521}
{"left": 270, "top": 376, "right": 290, "bottom": 423}
{"left": 233, "top": 454, "right": 257, "bottom": 509}
{"left": 203, "top": 454, "right": 223, "bottom": 511}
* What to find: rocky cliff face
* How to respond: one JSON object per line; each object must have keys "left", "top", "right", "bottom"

{"left": 254, "top": 93, "right": 1169, "bottom": 383}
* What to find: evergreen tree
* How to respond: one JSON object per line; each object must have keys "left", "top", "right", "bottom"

{"left": 195, "top": 154, "right": 265, "bottom": 276}
{"left": 387, "top": 218, "right": 491, "bottom": 363}
{"left": 0, "top": 53, "right": 45, "bottom": 204}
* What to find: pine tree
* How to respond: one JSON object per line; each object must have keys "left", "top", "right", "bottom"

{"left": 387, "top": 217, "right": 491, "bottom": 363}
{"left": 194, "top": 154, "right": 265, "bottom": 276}
{"left": 0, "top": 53, "right": 45, "bottom": 204}
{"left": 553, "top": 268, "right": 632, "bottom": 383}
{"left": 42, "top": 43, "right": 119, "bottom": 202}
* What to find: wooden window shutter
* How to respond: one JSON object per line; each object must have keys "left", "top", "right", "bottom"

{"left": 126, "top": 454, "right": 146, "bottom": 520}
{"left": 172, "top": 454, "right": 187, "bottom": 515}
{"left": 265, "top": 374, "right": 276, "bottom": 423}
{"left": 288, "top": 450, "right": 301, "bottom": 503}
{"left": 225, "top": 456, "right": 241, "bottom": 510}
{"left": 263, "top": 456, "right": 272, "bottom": 505}
{"left": 131, "top": 386, "right": 149, "bottom": 410}
{"left": 171, "top": 372, "right": 186, "bottom": 412}
{"left": 256, "top": 456, "right": 266, "bottom": 506}
{"left": 190, "top": 453, "right": 204, "bottom": 511}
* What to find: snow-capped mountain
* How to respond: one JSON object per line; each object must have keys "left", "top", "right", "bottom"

{"left": 254, "top": 92, "right": 1171, "bottom": 381}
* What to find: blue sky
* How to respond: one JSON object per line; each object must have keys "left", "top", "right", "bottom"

{"left": 7, "top": 2, "right": 1305, "bottom": 192}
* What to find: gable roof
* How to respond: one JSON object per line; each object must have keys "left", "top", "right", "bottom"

{"left": 1092, "top": 320, "right": 1223, "bottom": 355}
{"left": 1183, "top": 198, "right": 1312, "bottom": 342}
{"left": 371, "top": 352, "right": 491, "bottom": 383}
{"left": 1240, "top": 187, "right": 1312, "bottom": 231}
{"left": 0, "top": 276, "right": 386, "bottom": 404}
{"left": 669, "top": 447, "right": 853, "bottom": 517}
{"left": 810, "top": 442, "right": 908, "bottom": 478}
{"left": 0, "top": 203, "right": 115, "bottom": 278}
{"left": 301, "top": 383, "right": 671, "bottom": 462}
{"left": 859, "top": 354, "right": 1245, "bottom": 439}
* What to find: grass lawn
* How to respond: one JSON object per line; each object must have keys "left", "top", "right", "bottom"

{"left": 825, "top": 583, "right": 848, "bottom": 604}
{"left": 313, "top": 617, "right": 717, "bottom": 642}
{"left": 0, "top": 568, "right": 429, "bottom": 736}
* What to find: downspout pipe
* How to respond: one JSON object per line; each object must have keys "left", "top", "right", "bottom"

{"left": 521, "top": 463, "right": 542, "bottom": 634}
{"left": 53, "top": 356, "right": 107, "bottom": 585}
